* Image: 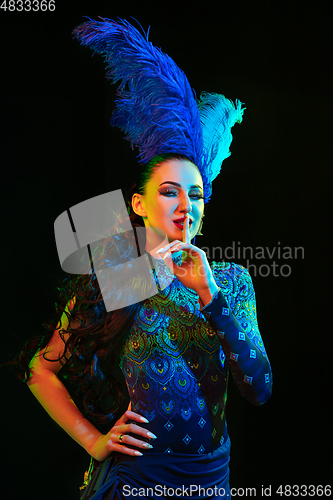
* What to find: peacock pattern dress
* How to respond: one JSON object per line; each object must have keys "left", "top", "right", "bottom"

{"left": 120, "top": 258, "right": 272, "bottom": 455}
{"left": 80, "top": 257, "right": 272, "bottom": 500}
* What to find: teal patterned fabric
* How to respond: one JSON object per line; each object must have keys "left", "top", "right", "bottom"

{"left": 119, "top": 259, "right": 272, "bottom": 455}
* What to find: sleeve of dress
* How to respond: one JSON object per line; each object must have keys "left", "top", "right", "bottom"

{"left": 199, "top": 263, "right": 273, "bottom": 405}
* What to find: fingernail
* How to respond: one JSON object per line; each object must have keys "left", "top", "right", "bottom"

{"left": 134, "top": 451, "right": 143, "bottom": 456}
{"left": 140, "top": 417, "right": 149, "bottom": 423}
{"left": 147, "top": 432, "right": 157, "bottom": 439}
{"left": 142, "top": 443, "right": 153, "bottom": 449}
{"left": 156, "top": 248, "right": 164, "bottom": 254}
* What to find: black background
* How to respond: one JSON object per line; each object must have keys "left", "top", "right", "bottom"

{"left": 1, "top": 1, "right": 332, "bottom": 499}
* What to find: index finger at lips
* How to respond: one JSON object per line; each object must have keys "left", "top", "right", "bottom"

{"left": 183, "top": 214, "right": 190, "bottom": 244}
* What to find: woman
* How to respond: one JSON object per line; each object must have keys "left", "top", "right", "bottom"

{"left": 18, "top": 18, "right": 272, "bottom": 500}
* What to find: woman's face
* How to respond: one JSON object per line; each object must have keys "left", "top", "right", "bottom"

{"left": 132, "top": 159, "right": 204, "bottom": 247}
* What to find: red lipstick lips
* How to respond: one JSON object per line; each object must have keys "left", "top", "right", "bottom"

{"left": 173, "top": 217, "right": 193, "bottom": 224}
{"left": 173, "top": 216, "right": 193, "bottom": 229}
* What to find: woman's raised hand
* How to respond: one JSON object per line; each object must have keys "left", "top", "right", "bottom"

{"left": 89, "top": 406, "right": 157, "bottom": 461}
{"left": 156, "top": 214, "right": 216, "bottom": 295}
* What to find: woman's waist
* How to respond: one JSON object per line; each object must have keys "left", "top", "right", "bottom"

{"left": 126, "top": 412, "right": 226, "bottom": 454}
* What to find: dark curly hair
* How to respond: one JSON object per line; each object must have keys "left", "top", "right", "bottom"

{"left": 11, "top": 153, "right": 193, "bottom": 429}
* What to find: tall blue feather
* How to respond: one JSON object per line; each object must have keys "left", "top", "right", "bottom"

{"left": 198, "top": 93, "right": 245, "bottom": 188}
{"left": 72, "top": 18, "right": 244, "bottom": 204}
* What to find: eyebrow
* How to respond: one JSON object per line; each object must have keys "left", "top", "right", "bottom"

{"left": 159, "top": 181, "right": 203, "bottom": 191}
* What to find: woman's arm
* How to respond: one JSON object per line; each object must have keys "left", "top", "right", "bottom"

{"left": 198, "top": 265, "right": 273, "bottom": 406}
{"left": 27, "top": 298, "right": 104, "bottom": 456}
{"left": 27, "top": 299, "right": 154, "bottom": 460}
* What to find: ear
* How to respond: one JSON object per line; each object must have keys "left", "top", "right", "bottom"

{"left": 131, "top": 193, "right": 147, "bottom": 218}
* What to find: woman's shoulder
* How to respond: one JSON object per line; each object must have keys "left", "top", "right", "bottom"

{"left": 209, "top": 260, "right": 253, "bottom": 291}
{"left": 209, "top": 260, "right": 248, "bottom": 275}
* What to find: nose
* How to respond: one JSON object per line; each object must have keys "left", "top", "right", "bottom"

{"left": 178, "top": 192, "right": 192, "bottom": 214}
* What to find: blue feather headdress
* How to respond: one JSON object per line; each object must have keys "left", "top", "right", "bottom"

{"left": 72, "top": 17, "right": 245, "bottom": 203}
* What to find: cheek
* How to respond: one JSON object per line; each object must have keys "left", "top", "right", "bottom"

{"left": 155, "top": 197, "right": 172, "bottom": 214}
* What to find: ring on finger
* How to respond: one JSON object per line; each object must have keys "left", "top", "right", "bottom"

{"left": 119, "top": 434, "right": 124, "bottom": 443}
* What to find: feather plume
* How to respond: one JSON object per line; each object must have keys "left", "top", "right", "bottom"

{"left": 198, "top": 92, "right": 245, "bottom": 188}
{"left": 72, "top": 18, "right": 244, "bottom": 203}
{"left": 72, "top": 19, "right": 203, "bottom": 164}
